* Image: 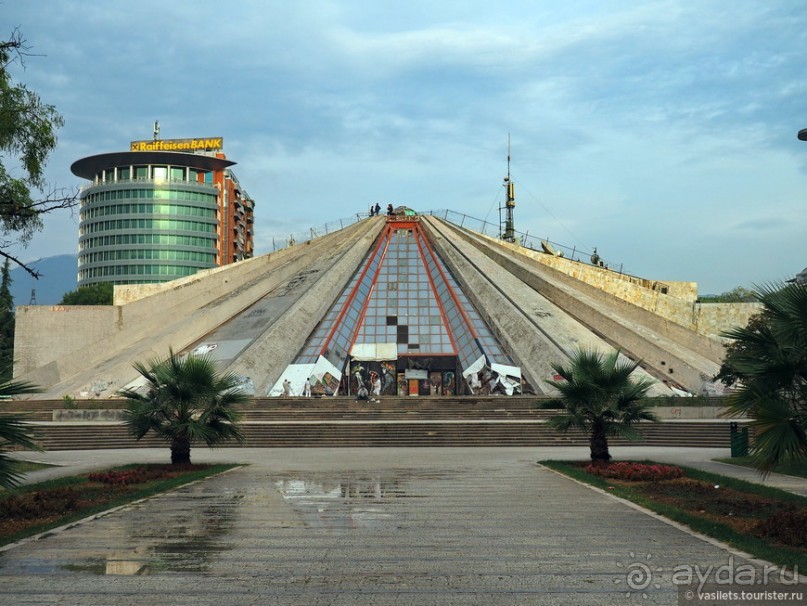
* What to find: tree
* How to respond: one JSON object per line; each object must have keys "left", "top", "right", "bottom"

{"left": 118, "top": 349, "right": 248, "bottom": 464}
{"left": 715, "top": 311, "right": 768, "bottom": 387}
{"left": 0, "top": 377, "right": 42, "bottom": 489}
{"left": 721, "top": 283, "right": 807, "bottom": 474}
{"left": 699, "top": 286, "right": 758, "bottom": 303}
{"left": 1, "top": 30, "right": 78, "bottom": 278}
{"left": 0, "top": 258, "right": 13, "bottom": 379}
{"left": 547, "top": 349, "right": 658, "bottom": 462}
{"left": 59, "top": 282, "right": 113, "bottom": 305}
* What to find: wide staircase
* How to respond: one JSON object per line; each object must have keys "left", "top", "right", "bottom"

{"left": 9, "top": 396, "right": 743, "bottom": 450}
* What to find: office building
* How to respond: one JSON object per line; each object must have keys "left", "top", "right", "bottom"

{"left": 71, "top": 137, "right": 254, "bottom": 287}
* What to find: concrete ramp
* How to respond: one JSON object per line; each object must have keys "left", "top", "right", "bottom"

{"left": 15, "top": 218, "right": 384, "bottom": 399}
{"left": 423, "top": 217, "right": 722, "bottom": 394}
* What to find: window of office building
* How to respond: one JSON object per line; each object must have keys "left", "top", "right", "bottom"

{"left": 152, "top": 166, "right": 168, "bottom": 181}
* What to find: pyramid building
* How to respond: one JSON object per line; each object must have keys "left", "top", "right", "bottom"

{"left": 13, "top": 212, "right": 756, "bottom": 400}
{"left": 275, "top": 213, "right": 520, "bottom": 398}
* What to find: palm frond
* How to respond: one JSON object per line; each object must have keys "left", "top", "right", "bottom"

{"left": 546, "top": 348, "right": 656, "bottom": 460}
{"left": 0, "top": 452, "right": 29, "bottom": 489}
{"left": 118, "top": 347, "right": 248, "bottom": 462}
{"left": 0, "top": 413, "right": 40, "bottom": 451}
{"left": 0, "top": 379, "right": 41, "bottom": 399}
{"left": 718, "top": 282, "right": 807, "bottom": 473}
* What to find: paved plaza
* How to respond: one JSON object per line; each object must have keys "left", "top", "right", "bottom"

{"left": 1, "top": 447, "right": 805, "bottom": 605}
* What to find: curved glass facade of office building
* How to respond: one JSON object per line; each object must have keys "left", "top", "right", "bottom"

{"left": 72, "top": 151, "right": 238, "bottom": 287}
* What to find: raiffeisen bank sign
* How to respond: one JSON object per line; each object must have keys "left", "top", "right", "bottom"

{"left": 130, "top": 137, "right": 224, "bottom": 152}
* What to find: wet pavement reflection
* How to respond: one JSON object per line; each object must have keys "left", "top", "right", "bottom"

{"left": 272, "top": 470, "right": 453, "bottom": 530}
{"left": 0, "top": 450, "right": 772, "bottom": 606}
{"left": 0, "top": 483, "right": 243, "bottom": 576}
{"left": 0, "top": 468, "right": 459, "bottom": 578}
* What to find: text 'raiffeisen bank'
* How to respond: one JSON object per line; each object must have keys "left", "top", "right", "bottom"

{"left": 130, "top": 138, "right": 224, "bottom": 152}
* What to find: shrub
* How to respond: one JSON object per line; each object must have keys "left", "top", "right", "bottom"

{"left": 755, "top": 507, "right": 807, "bottom": 548}
{"left": 87, "top": 464, "right": 199, "bottom": 486}
{"left": 585, "top": 461, "right": 685, "bottom": 482}
{"left": 0, "top": 487, "right": 80, "bottom": 519}
{"left": 87, "top": 470, "right": 150, "bottom": 485}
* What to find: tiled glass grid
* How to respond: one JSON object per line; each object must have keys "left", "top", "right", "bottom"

{"left": 415, "top": 229, "right": 515, "bottom": 368}
{"left": 291, "top": 221, "right": 515, "bottom": 377}
{"left": 353, "top": 228, "right": 454, "bottom": 355}
{"left": 294, "top": 235, "right": 386, "bottom": 366}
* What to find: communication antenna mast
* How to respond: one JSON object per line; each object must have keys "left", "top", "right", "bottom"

{"left": 153, "top": 120, "right": 160, "bottom": 141}
{"left": 502, "top": 134, "right": 516, "bottom": 243}
{"left": 29, "top": 288, "right": 36, "bottom": 305}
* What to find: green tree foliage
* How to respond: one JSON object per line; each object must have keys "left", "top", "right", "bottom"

{"left": 715, "top": 311, "right": 769, "bottom": 387}
{"left": 0, "top": 377, "right": 42, "bottom": 489}
{"left": 59, "top": 282, "right": 113, "bottom": 305}
{"left": 119, "top": 349, "right": 248, "bottom": 464}
{"left": 699, "top": 286, "right": 758, "bottom": 303}
{"left": 547, "top": 349, "right": 658, "bottom": 462}
{"left": 0, "top": 259, "right": 13, "bottom": 380}
{"left": 722, "top": 283, "right": 807, "bottom": 474}
{"left": 1, "top": 31, "right": 78, "bottom": 277}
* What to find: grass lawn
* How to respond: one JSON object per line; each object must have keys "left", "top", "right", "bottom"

{"left": 715, "top": 456, "right": 807, "bottom": 479}
{"left": 541, "top": 460, "right": 807, "bottom": 572}
{"left": 0, "top": 463, "right": 239, "bottom": 547}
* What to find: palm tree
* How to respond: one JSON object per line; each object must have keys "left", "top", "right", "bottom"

{"left": 547, "top": 349, "right": 658, "bottom": 462}
{"left": 0, "top": 378, "right": 42, "bottom": 488}
{"left": 119, "top": 349, "right": 248, "bottom": 465}
{"left": 722, "top": 283, "right": 807, "bottom": 474}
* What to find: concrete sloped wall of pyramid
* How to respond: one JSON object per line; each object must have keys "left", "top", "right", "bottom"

{"left": 14, "top": 218, "right": 384, "bottom": 399}
{"left": 420, "top": 216, "right": 725, "bottom": 395}
{"left": 14, "top": 212, "right": 746, "bottom": 399}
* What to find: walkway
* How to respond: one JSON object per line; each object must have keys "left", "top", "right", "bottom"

{"left": 1, "top": 447, "right": 805, "bottom": 605}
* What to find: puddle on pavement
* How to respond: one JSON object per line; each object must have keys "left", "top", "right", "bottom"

{"left": 0, "top": 470, "right": 459, "bottom": 575}
{"left": 272, "top": 470, "right": 454, "bottom": 530}
{"left": 6, "top": 493, "right": 243, "bottom": 575}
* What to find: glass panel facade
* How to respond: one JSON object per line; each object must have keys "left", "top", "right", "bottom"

{"left": 290, "top": 220, "right": 514, "bottom": 377}
{"left": 77, "top": 175, "right": 222, "bottom": 286}
{"left": 83, "top": 189, "right": 217, "bottom": 205}
{"left": 354, "top": 227, "right": 454, "bottom": 356}
{"left": 81, "top": 219, "right": 216, "bottom": 234}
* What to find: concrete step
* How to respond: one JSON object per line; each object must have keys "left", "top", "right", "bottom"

{"left": 6, "top": 395, "right": 730, "bottom": 412}
{"left": 29, "top": 420, "right": 741, "bottom": 450}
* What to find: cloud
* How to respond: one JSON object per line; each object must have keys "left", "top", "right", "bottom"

{"left": 3, "top": 0, "right": 806, "bottom": 295}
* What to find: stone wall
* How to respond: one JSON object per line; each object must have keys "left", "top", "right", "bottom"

{"left": 532, "top": 252, "right": 698, "bottom": 303}
{"left": 471, "top": 231, "right": 757, "bottom": 338}
{"left": 693, "top": 302, "right": 761, "bottom": 339}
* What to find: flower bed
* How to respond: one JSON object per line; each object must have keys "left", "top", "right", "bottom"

{"left": 542, "top": 459, "right": 807, "bottom": 569}
{"left": 87, "top": 464, "right": 193, "bottom": 486}
{"left": 584, "top": 461, "right": 684, "bottom": 481}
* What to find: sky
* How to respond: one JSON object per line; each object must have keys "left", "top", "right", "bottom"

{"left": 3, "top": 0, "right": 807, "bottom": 295}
